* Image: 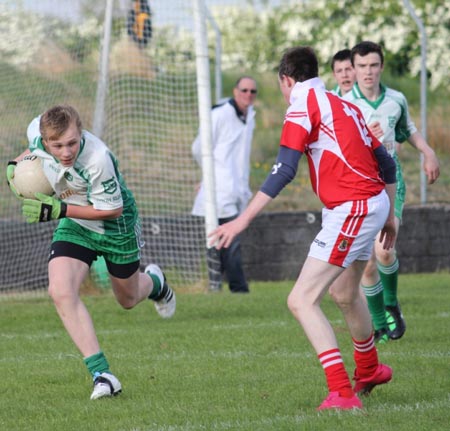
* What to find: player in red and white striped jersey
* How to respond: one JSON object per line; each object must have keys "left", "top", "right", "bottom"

{"left": 210, "top": 46, "right": 397, "bottom": 410}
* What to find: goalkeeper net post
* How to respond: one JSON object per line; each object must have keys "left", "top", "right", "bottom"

{"left": 92, "top": 0, "right": 114, "bottom": 139}
{"left": 193, "top": 0, "right": 221, "bottom": 291}
{"left": 205, "top": 7, "right": 222, "bottom": 104}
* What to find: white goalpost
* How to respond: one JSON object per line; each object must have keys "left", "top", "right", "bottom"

{"left": 0, "top": 0, "right": 220, "bottom": 295}
{"left": 192, "top": 0, "right": 222, "bottom": 291}
{"left": 92, "top": 0, "right": 114, "bottom": 138}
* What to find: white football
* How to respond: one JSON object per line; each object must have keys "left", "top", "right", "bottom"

{"left": 12, "top": 155, "right": 54, "bottom": 198}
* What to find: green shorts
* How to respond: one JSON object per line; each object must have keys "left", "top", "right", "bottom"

{"left": 394, "top": 154, "right": 406, "bottom": 221}
{"left": 52, "top": 217, "right": 143, "bottom": 265}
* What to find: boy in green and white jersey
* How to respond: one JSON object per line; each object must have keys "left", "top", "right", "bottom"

{"left": 6, "top": 105, "right": 176, "bottom": 400}
{"left": 26, "top": 115, "right": 138, "bottom": 237}
{"left": 331, "top": 48, "right": 356, "bottom": 97}
{"left": 343, "top": 41, "right": 440, "bottom": 343}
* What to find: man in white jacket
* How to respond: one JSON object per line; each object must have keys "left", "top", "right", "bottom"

{"left": 192, "top": 76, "right": 257, "bottom": 293}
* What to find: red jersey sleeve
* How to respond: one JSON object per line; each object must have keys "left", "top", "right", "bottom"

{"left": 280, "top": 120, "right": 309, "bottom": 152}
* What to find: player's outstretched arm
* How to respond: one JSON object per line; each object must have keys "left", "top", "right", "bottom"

{"left": 209, "top": 191, "right": 272, "bottom": 249}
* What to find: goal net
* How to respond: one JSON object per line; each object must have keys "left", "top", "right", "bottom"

{"left": 0, "top": 0, "right": 215, "bottom": 295}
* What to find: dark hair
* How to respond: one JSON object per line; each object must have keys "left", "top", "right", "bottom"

{"left": 40, "top": 105, "right": 83, "bottom": 141}
{"left": 278, "top": 46, "right": 318, "bottom": 82}
{"left": 351, "top": 41, "right": 384, "bottom": 66}
{"left": 331, "top": 49, "right": 352, "bottom": 71}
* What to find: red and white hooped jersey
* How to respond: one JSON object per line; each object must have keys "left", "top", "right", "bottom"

{"left": 280, "top": 78, "right": 385, "bottom": 209}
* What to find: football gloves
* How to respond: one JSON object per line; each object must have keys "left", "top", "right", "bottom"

{"left": 22, "top": 192, "right": 67, "bottom": 223}
{"left": 6, "top": 161, "right": 22, "bottom": 199}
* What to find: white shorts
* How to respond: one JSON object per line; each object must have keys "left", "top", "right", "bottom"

{"left": 308, "top": 191, "right": 389, "bottom": 268}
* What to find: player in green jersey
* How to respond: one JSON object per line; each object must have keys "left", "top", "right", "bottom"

{"left": 344, "top": 41, "right": 440, "bottom": 343}
{"left": 331, "top": 49, "right": 356, "bottom": 97}
{"left": 6, "top": 104, "right": 176, "bottom": 399}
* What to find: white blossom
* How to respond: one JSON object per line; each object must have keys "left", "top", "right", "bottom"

{"left": 1, "top": 0, "right": 449, "bottom": 89}
{"left": 0, "top": 4, "right": 45, "bottom": 67}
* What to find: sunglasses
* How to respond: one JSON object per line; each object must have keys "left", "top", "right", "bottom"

{"left": 239, "top": 88, "right": 258, "bottom": 94}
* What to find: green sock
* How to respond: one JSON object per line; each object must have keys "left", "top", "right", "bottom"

{"left": 84, "top": 351, "right": 110, "bottom": 377}
{"left": 148, "top": 273, "right": 162, "bottom": 300}
{"left": 361, "top": 280, "right": 387, "bottom": 330}
{"left": 378, "top": 258, "right": 399, "bottom": 307}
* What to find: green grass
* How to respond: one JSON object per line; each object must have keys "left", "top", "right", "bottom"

{"left": 1, "top": 273, "right": 450, "bottom": 431}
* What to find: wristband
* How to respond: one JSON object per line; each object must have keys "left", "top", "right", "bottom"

{"left": 60, "top": 202, "right": 68, "bottom": 218}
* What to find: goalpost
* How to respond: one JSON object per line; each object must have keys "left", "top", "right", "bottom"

{"left": 0, "top": 0, "right": 219, "bottom": 295}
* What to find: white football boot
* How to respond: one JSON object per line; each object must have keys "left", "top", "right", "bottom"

{"left": 145, "top": 264, "right": 176, "bottom": 319}
{"left": 90, "top": 372, "right": 122, "bottom": 400}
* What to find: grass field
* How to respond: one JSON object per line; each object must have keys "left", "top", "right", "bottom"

{"left": 1, "top": 273, "right": 449, "bottom": 431}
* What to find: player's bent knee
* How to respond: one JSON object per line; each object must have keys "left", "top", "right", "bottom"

{"left": 333, "top": 297, "right": 354, "bottom": 312}
{"left": 287, "top": 293, "right": 302, "bottom": 317}
{"left": 47, "top": 284, "right": 76, "bottom": 305}
{"left": 115, "top": 294, "right": 139, "bottom": 310}
{"left": 329, "top": 287, "right": 357, "bottom": 310}
{"left": 328, "top": 288, "right": 339, "bottom": 304}
{"left": 116, "top": 298, "right": 135, "bottom": 310}
{"left": 376, "top": 250, "right": 394, "bottom": 266}
{"left": 120, "top": 303, "right": 135, "bottom": 310}
{"left": 363, "top": 259, "right": 378, "bottom": 277}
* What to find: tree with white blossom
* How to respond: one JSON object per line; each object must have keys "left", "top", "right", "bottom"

{"left": 210, "top": 0, "right": 450, "bottom": 90}
{"left": 1, "top": 0, "right": 449, "bottom": 90}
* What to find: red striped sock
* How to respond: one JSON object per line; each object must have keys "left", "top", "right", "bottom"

{"left": 353, "top": 334, "right": 378, "bottom": 378}
{"left": 318, "top": 348, "right": 353, "bottom": 398}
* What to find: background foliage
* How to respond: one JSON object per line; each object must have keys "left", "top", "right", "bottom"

{"left": 2, "top": 1, "right": 449, "bottom": 88}
{"left": 210, "top": 0, "right": 450, "bottom": 91}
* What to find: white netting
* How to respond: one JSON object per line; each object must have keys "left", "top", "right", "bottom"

{"left": 0, "top": 0, "right": 212, "bottom": 295}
